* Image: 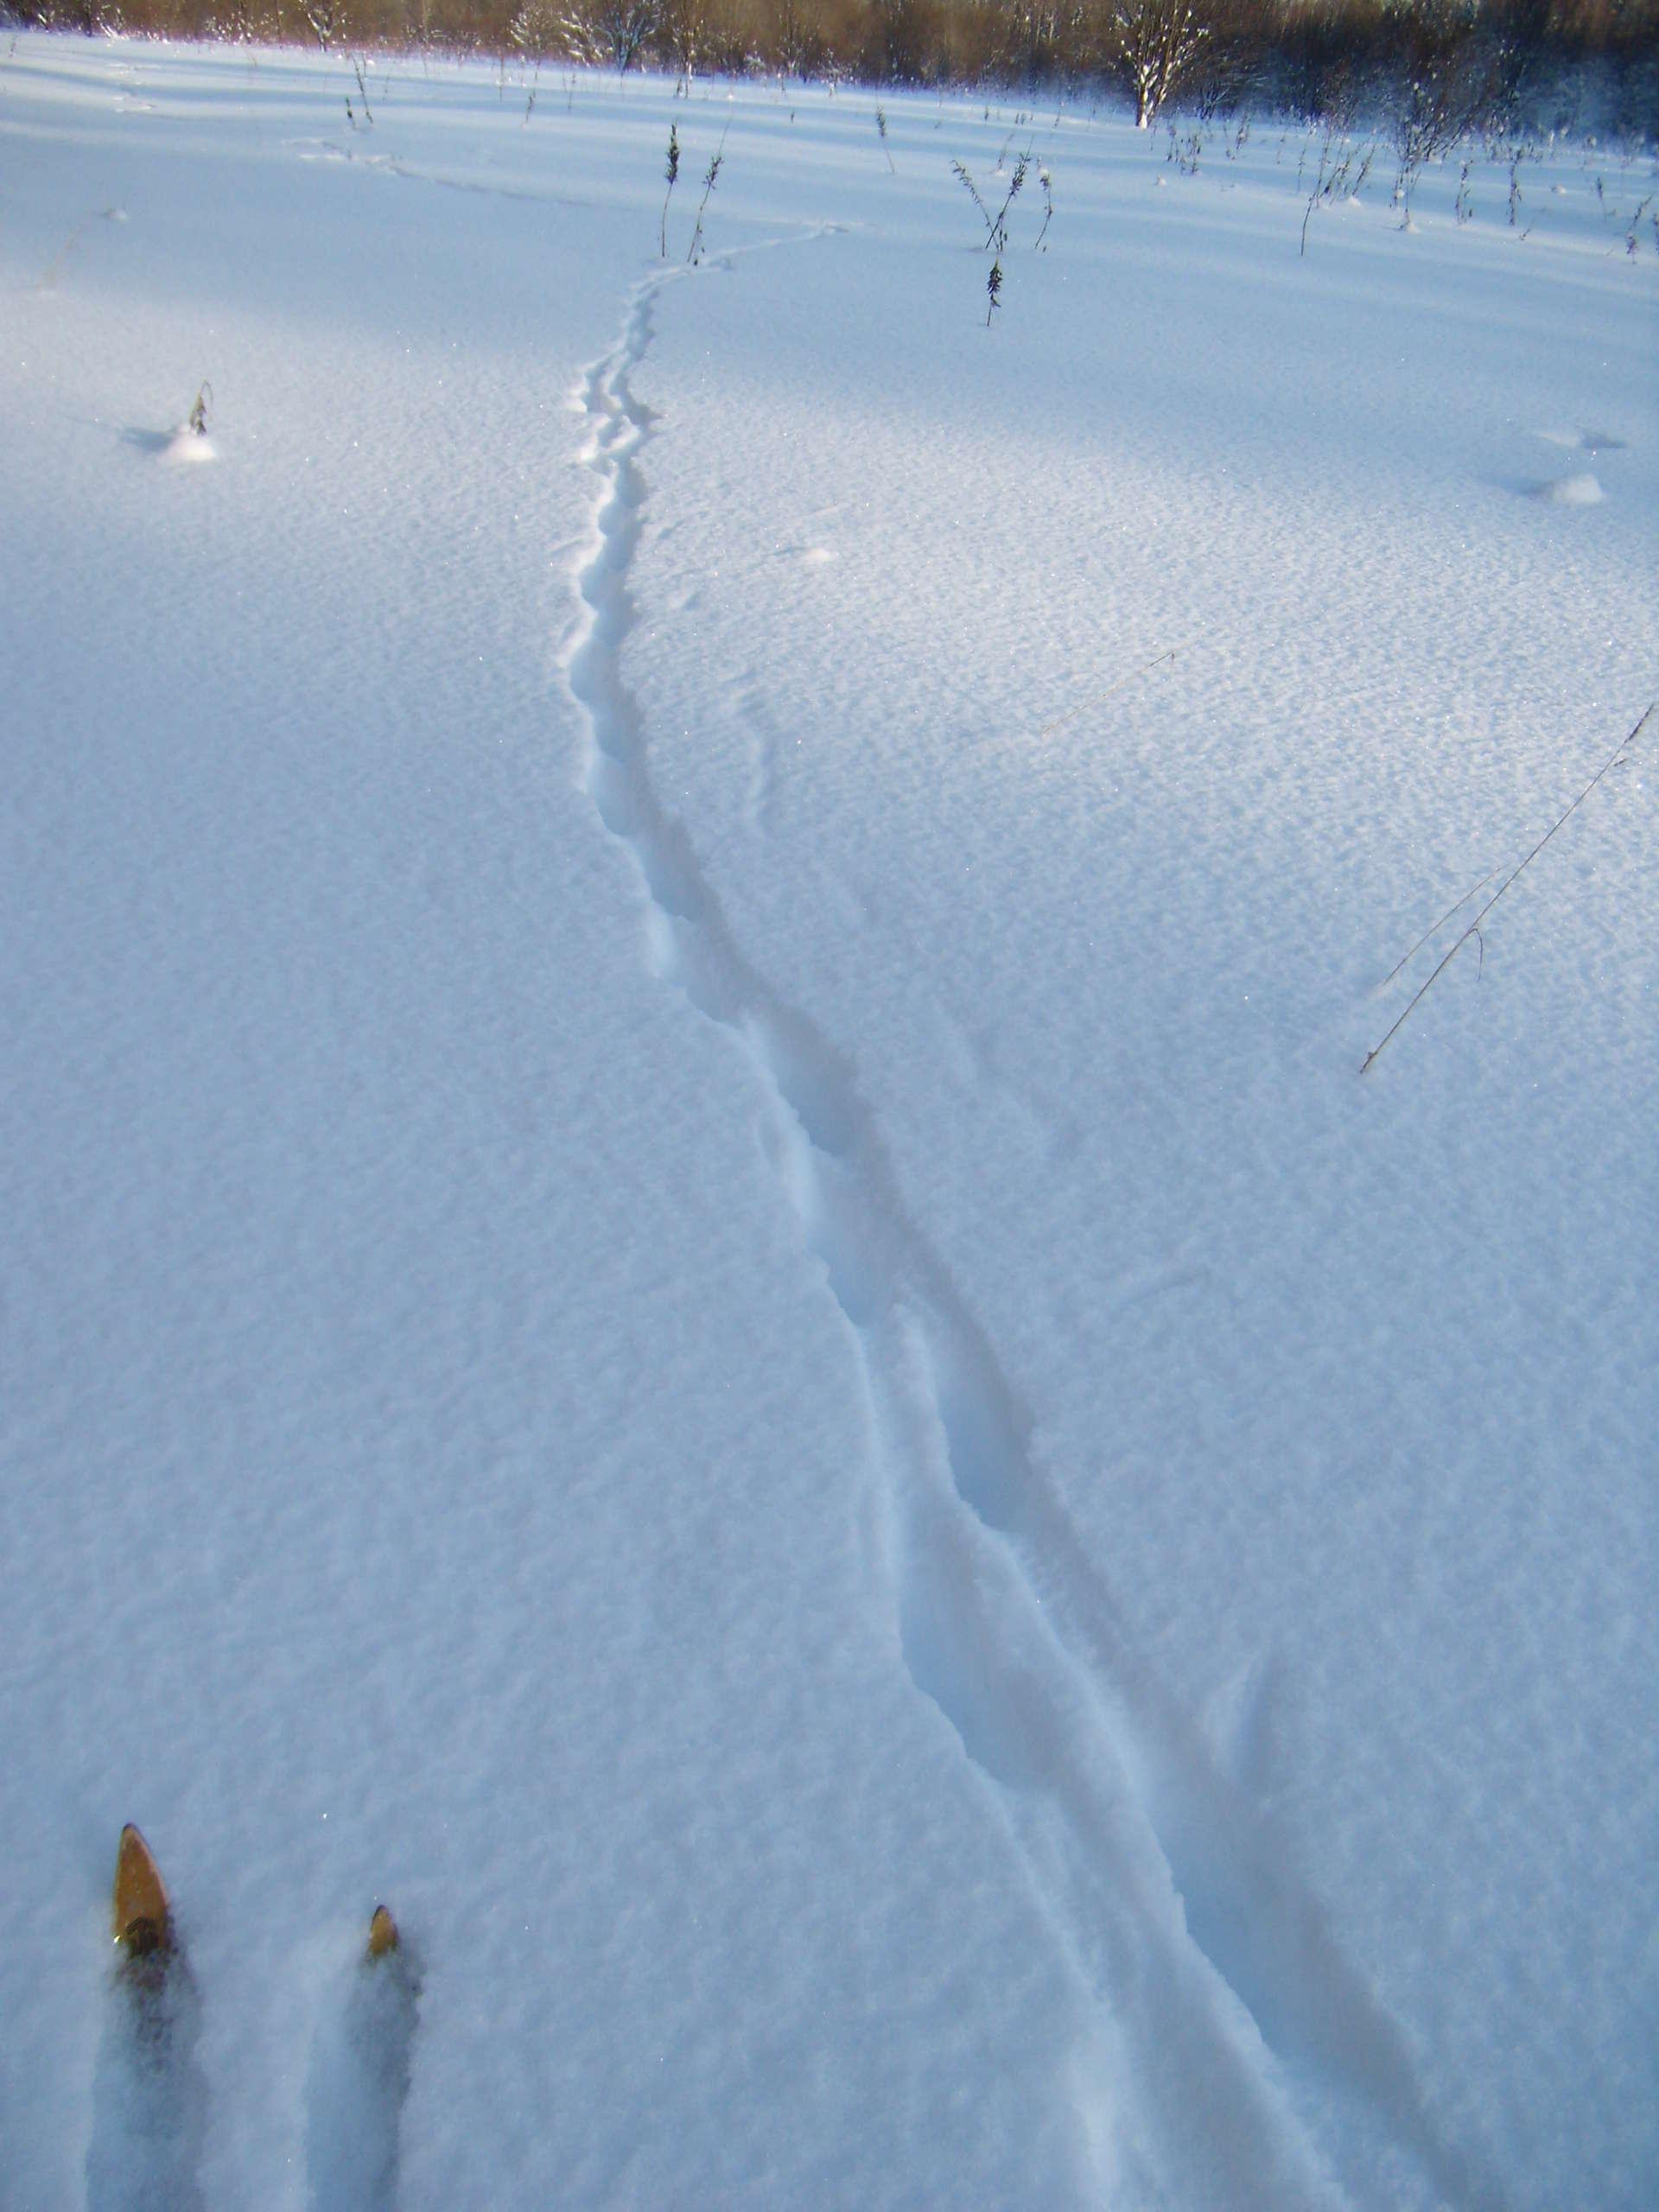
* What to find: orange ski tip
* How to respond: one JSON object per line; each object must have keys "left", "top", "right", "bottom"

{"left": 366, "top": 1904, "right": 398, "bottom": 1961}
{"left": 112, "top": 1824, "right": 171, "bottom": 1954}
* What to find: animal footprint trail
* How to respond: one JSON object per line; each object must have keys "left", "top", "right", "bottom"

{"left": 563, "top": 269, "right": 1480, "bottom": 2209}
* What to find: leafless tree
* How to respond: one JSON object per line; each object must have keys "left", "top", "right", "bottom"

{"left": 303, "top": 0, "right": 340, "bottom": 48}
{"left": 562, "top": 0, "right": 658, "bottom": 71}
{"left": 1112, "top": 0, "right": 1208, "bottom": 128}
{"left": 658, "top": 0, "right": 707, "bottom": 86}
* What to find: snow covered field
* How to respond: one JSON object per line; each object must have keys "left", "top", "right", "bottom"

{"left": 2, "top": 32, "right": 1656, "bottom": 2208}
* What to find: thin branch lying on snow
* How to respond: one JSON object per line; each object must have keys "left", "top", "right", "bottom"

{"left": 1033, "top": 644, "right": 1185, "bottom": 741}
{"left": 1362, "top": 698, "right": 1655, "bottom": 1074}
{"left": 1379, "top": 866, "right": 1501, "bottom": 988}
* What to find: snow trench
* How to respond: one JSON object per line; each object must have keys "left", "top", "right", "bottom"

{"left": 304, "top": 1939, "right": 420, "bottom": 2212}
{"left": 85, "top": 1932, "right": 416, "bottom": 2212}
{"left": 86, "top": 1955, "right": 208, "bottom": 2212}
{"left": 560, "top": 260, "right": 1488, "bottom": 2211}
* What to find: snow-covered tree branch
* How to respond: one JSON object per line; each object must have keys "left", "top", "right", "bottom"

{"left": 1113, "top": 0, "right": 1208, "bottom": 128}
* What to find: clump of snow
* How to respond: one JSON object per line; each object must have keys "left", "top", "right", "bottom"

{"left": 161, "top": 427, "right": 216, "bottom": 464}
{"left": 1538, "top": 469, "right": 1604, "bottom": 504}
{"left": 1537, "top": 426, "right": 1625, "bottom": 452}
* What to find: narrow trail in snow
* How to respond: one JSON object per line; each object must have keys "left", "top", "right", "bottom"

{"left": 304, "top": 1933, "right": 420, "bottom": 2212}
{"left": 86, "top": 1952, "right": 208, "bottom": 2212}
{"left": 560, "top": 259, "right": 1486, "bottom": 2211}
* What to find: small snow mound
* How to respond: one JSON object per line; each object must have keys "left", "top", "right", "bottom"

{"left": 162, "top": 428, "right": 217, "bottom": 465}
{"left": 1537, "top": 426, "right": 1625, "bottom": 453}
{"left": 1539, "top": 472, "right": 1603, "bottom": 506}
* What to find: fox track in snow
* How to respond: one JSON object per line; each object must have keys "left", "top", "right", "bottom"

{"left": 561, "top": 258, "right": 1488, "bottom": 2212}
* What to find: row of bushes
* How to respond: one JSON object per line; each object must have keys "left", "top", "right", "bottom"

{"left": 10, "top": 0, "right": 1659, "bottom": 141}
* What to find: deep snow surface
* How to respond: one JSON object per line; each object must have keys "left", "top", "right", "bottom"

{"left": 2, "top": 36, "right": 1656, "bottom": 2209}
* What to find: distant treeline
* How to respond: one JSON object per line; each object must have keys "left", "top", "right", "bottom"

{"left": 10, "top": 0, "right": 1658, "bottom": 141}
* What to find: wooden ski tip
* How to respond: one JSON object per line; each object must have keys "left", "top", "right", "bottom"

{"left": 112, "top": 1824, "right": 170, "bottom": 1955}
{"left": 366, "top": 1904, "right": 398, "bottom": 1961}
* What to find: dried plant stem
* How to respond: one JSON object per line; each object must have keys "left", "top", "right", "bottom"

{"left": 1379, "top": 868, "right": 1501, "bottom": 988}
{"left": 1362, "top": 699, "right": 1655, "bottom": 1073}
{"left": 661, "top": 123, "right": 679, "bottom": 258}
{"left": 1033, "top": 645, "right": 1185, "bottom": 741}
{"left": 951, "top": 159, "right": 991, "bottom": 232}
{"left": 686, "top": 126, "right": 728, "bottom": 265}
{"left": 988, "top": 154, "right": 1029, "bottom": 251}
{"left": 35, "top": 219, "right": 87, "bottom": 290}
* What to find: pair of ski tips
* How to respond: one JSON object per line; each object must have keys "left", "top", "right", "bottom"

{"left": 113, "top": 1824, "right": 398, "bottom": 1967}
